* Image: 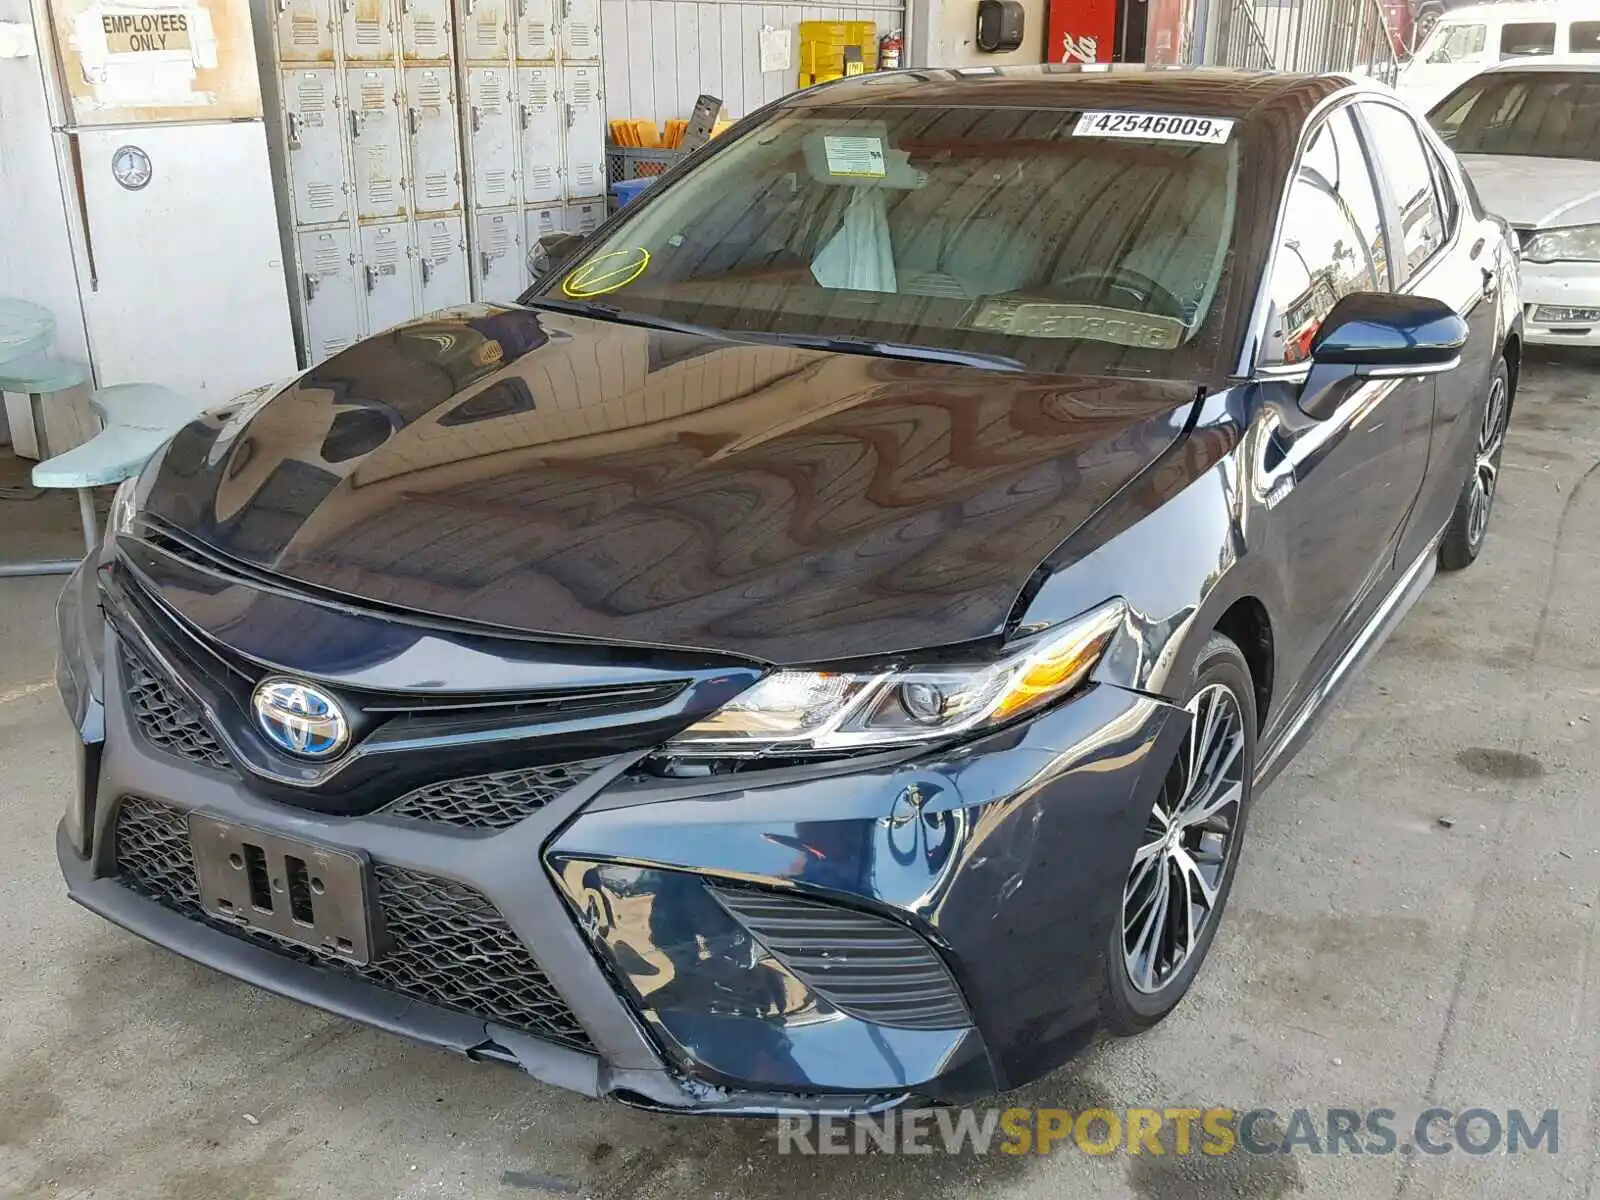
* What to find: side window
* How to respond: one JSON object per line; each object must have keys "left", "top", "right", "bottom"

{"left": 1360, "top": 103, "right": 1447, "bottom": 282}
{"left": 1427, "top": 23, "right": 1487, "bottom": 63}
{"left": 1263, "top": 111, "right": 1390, "bottom": 366}
{"left": 1572, "top": 21, "right": 1600, "bottom": 53}
{"left": 1500, "top": 21, "right": 1556, "bottom": 58}
{"left": 1426, "top": 143, "right": 1461, "bottom": 237}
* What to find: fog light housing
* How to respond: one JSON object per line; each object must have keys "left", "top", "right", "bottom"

{"left": 1532, "top": 305, "right": 1600, "bottom": 324}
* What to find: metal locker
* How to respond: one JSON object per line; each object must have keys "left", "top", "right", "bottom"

{"left": 340, "top": 0, "right": 396, "bottom": 60}
{"left": 359, "top": 221, "right": 416, "bottom": 334}
{"left": 298, "top": 227, "right": 362, "bottom": 362}
{"left": 405, "top": 67, "right": 461, "bottom": 213}
{"left": 467, "top": 68, "right": 517, "bottom": 209}
{"left": 564, "top": 199, "right": 603, "bottom": 234}
{"left": 275, "top": 0, "right": 334, "bottom": 62}
{"left": 282, "top": 69, "right": 349, "bottom": 225}
{"left": 561, "top": 64, "right": 604, "bottom": 198}
{"left": 348, "top": 67, "right": 404, "bottom": 219}
{"left": 473, "top": 208, "right": 526, "bottom": 302}
{"left": 418, "top": 215, "right": 471, "bottom": 311}
{"left": 461, "top": 0, "right": 510, "bottom": 61}
{"left": 517, "top": 68, "right": 561, "bottom": 205}
{"left": 515, "top": 0, "right": 557, "bottom": 59}
{"left": 558, "top": 0, "right": 599, "bottom": 59}
{"left": 399, "top": 0, "right": 451, "bottom": 60}
{"left": 524, "top": 203, "right": 562, "bottom": 248}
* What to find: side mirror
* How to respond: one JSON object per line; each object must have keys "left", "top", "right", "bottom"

{"left": 526, "top": 232, "right": 587, "bottom": 285}
{"left": 1299, "top": 292, "right": 1469, "bottom": 419}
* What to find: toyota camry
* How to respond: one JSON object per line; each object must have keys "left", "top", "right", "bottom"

{"left": 55, "top": 67, "right": 1520, "bottom": 1115}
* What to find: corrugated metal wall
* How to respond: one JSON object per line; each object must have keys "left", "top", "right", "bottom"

{"left": 599, "top": 0, "right": 905, "bottom": 125}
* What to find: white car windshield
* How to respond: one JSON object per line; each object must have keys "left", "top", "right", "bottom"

{"left": 530, "top": 103, "right": 1242, "bottom": 377}
{"left": 1431, "top": 70, "right": 1600, "bottom": 159}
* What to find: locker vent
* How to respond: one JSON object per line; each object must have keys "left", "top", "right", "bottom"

{"left": 312, "top": 240, "right": 346, "bottom": 274}
{"left": 423, "top": 172, "right": 451, "bottom": 203}
{"left": 477, "top": 77, "right": 504, "bottom": 112}
{"left": 370, "top": 232, "right": 402, "bottom": 267}
{"left": 473, "top": 19, "right": 499, "bottom": 54}
{"left": 522, "top": 22, "right": 551, "bottom": 54}
{"left": 483, "top": 169, "right": 509, "bottom": 198}
{"left": 428, "top": 224, "right": 456, "bottom": 260}
{"left": 567, "top": 71, "right": 595, "bottom": 104}
{"left": 571, "top": 163, "right": 596, "bottom": 189}
{"left": 527, "top": 165, "right": 554, "bottom": 193}
{"left": 566, "top": 25, "right": 595, "bottom": 56}
{"left": 367, "top": 147, "right": 396, "bottom": 206}
{"left": 307, "top": 182, "right": 339, "bottom": 212}
{"left": 291, "top": 16, "right": 320, "bottom": 47}
{"left": 360, "top": 77, "right": 389, "bottom": 109}
{"left": 413, "top": 16, "right": 445, "bottom": 53}
{"left": 525, "top": 74, "right": 551, "bottom": 105}
{"left": 415, "top": 73, "right": 444, "bottom": 106}
{"left": 482, "top": 219, "right": 510, "bottom": 258}
{"left": 354, "top": 19, "right": 382, "bottom": 47}
{"left": 323, "top": 337, "right": 353, "bottom": 357}
{"left": 298, "top": 75, "right": 328, "bottom": 113}
{"left": 530, "top": 209, "right": 559, "bottom": 237}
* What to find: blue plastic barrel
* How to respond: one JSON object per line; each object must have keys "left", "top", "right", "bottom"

{"left": 611, "top": 177, "right": 656, "bottom": 207}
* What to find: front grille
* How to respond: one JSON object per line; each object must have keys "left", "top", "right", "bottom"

{"left": 711, "top": 885, "right": 973, "bottom": 1031}
{"left": 122, "top": 650, "right": 234, "bottom": 773}
{"left": 386, "top": 760, "right": 605, "bottom": 829}
{"left": 113, "top": 796, "right": 592, "bottom": 1050}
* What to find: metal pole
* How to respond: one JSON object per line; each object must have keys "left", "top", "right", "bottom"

{"left": 0, "top": 559, "right": 77, "bottom": 577}
{"left": 76, "top": 486, "right": 98, "bottom": 553}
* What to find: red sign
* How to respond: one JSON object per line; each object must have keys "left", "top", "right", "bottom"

{"left": 1047, "top": 0, "right": 1117, "bottom": 63}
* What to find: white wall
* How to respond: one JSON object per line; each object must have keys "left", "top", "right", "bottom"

{"left": 600, "top": 0, "right": 907, "bottom": 125}
{"left": 926, "top": 0, "right": 1047, "bottom": 66}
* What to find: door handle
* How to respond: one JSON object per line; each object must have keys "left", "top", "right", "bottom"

{"left": 286, "top": 109, "right": 303, "bottom": 149}
{"left": 469, "top": 104, "right": 482, "bottom": 133}
{"left": 349, "top": 109, "right": 366, "bottom": 140}
{"left": 519, "top": 102, "right": 530, "bottom": 129}
{"left": 364, "top": 265, "right": 378, "bottom": 294}
{"left": 304, "top": 272, "right": 321, "bottom": 303}
{"left": 406, "top": 105, "right": 419, "bottom": 135}
{"left": 421, "top": 257, "right": 434, "bottom": 286}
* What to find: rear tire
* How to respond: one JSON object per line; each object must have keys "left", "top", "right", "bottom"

{"left": 1440, "top": 358, "right": 1509, "bottom": 572}
{"left": 1104, "top": 633, "right": 1256, "bottom": 1035}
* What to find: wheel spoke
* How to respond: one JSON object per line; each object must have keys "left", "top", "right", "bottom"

{"left": 1179, "top": 779, "right": 1243, "bottom": 830}
{"left": 1173, "top": 844, "right": 1219, "bottom": 910}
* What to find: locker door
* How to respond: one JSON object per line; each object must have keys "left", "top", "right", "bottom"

{"left": 525, "top": 204, "right": 562, "bottom": 249}
{"left": 276, "top": 0, "right": 334, "bottom": 62}
{"left": 400, "top": 0, "right": 451, "bottom": 60}
{"left": 283, "top": 69, "right": 349, "bottom": 225}
{"left": 515, "top": 0, "right": 557, "bottom": 59}
{"left": 348, "top": 67, "right": 405, "bottom": 219}
{"left": 467, "top": 68, "right": 517, "bottom": 209}
{"left": 461, "top": 0, "right": 509, "bottom": 61}
{"left": 405, "top": 66, "right": 461, "bottom": 213}
{"left": 298, "top": 227, "right": 362, "bottom": 362}
{"left": 341, "top": 0, "right": 396, "bottom": 60}
{"left": 558, "top": 0, "right": 599, "bottom": 59}
{"left": 418, "top": 215, "right": 471, "bottom": 311}
{"left": 474, "top": 209, "right": 526, "bottom": 302}
{"left": 360, "top": 221, "right": 416, "bottom": 333}
{"left": 564, "top": 199, "right": 603, "bottom": 234}
{"left": 561, "top": 64, "right": 603, "bottom": 198}
{"left": 517, "top": 67, "right": 561, "bottom": 205}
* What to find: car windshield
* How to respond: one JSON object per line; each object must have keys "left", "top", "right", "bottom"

{"left": 528, "top": 103, "right": 1242, "bottom": 377}
{"left": 1431, "top": 71, "right": 1600, "bottom": 159}
{"left": 1425, "top": 22, "right": 1487, "bottom": 63}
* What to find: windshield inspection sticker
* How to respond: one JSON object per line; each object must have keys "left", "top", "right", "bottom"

{"left": 823, "top": 135, "right": 887, "bottom": 177}
{"left": 1073, "top": 111, "right": 1236, "bottom": 144}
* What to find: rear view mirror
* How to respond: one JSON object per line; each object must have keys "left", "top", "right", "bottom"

{"left": 1299, "top": 292, "right": 1468, "bottom": 419}
{"left": 527, "top": 232, "right": 588, "bottom": 284}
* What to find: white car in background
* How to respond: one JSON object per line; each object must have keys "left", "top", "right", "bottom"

{"left": 1429, "top": 56, "right": 1600, "bottom": 344}
{"left": 1398, "top": 1, "right": 1600, "bottom": 110}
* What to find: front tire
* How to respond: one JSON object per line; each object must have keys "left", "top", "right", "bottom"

{"left": 1104, "top": 633, "right": 1257, "bottom": 1035}
{"left": 1439, "top": 358, "right": 1510, "bottom": 572}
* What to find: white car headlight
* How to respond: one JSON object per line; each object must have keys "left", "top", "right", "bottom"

{"left": 105, "top": 476, "right": 140, "bottom": 542}
{"left": 666, "top": 599, "right": 1127, "bottom": 756}
{"left": 1522, "top": 225, "right": 1600, "bottom": 264}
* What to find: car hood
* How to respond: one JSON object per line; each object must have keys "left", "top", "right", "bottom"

{"left": 138, "top": 305, "right": 1201, "bottom": 664}
{"left": 1458, "top": 154, "right": 1600, "bottom": 229}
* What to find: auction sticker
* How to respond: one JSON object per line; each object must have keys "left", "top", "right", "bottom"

{"left": 823, "top": 135, "right": 887, "bottom": 178}
{"left": 1073, "top": 111, "right": 1235, "bottom": 144}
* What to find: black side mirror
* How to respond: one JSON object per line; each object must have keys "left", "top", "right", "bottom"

{"left": 1300, "top": 292, "right": 1469, "bottom": 419}
{"left": 527, "top": 232, "right": 587, "bottom": 285}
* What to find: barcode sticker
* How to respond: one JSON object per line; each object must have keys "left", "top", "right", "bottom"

{"left": 1073, "top": 111, "right": 1235, "bottom": 144}
{"left": 823, "top": 135, "right": 887, "bottom": 178}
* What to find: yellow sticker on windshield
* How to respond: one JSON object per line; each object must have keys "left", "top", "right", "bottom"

{"left": 562, "top": 248, "right": 651, "bottom": 298}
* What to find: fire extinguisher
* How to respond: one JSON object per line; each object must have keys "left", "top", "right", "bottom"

{"left": 879, "top": 30, "right": 903, "bottom": 69}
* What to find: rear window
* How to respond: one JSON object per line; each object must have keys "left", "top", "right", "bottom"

{"left": 1499, "top": 21, "right": 1557, "bottom": 57}
{"left": 532, "top": 104, "right": 1243, "bottom": 378}
{"left": 1430, "top": 71, "right": 1600, "bottom": 159}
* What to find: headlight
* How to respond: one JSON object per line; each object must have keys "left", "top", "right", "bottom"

{"left": 666, "top": 599, "right": 1127, "bottom": 755}
{"left": 1522, "top": 225, "right": 1600, "bottom": 264}
{"left": 105, "top": 476, "right": 140, "bottom": 542}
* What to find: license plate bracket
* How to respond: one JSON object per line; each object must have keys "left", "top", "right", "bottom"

{"left": 188, "top": 814, "right": 375, "bottom": 965}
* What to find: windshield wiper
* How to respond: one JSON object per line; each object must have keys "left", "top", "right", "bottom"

{"left": 752, "top": 332, "right": 1027, "bottom": 373}
{"left": 519, "top": 297, "right": 721, "bottom": 339}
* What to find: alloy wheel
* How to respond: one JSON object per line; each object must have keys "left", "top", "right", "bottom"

{"left": 1122, "top": 683, "right": 1246, "bottom": 995}
{"left": 1467, "top": 374, "right": 1508, "bottom": 550}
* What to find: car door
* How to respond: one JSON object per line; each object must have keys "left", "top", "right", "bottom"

{"left": 1355, "top": 98, "right": 1499, "bottom": 570}
{"left": 1250, "top": 105, "right": 1434, "bottom": 730}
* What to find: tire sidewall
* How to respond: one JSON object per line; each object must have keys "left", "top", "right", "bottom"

{"left": 1440, "top": 357, "right": 1509, "bottom": 571}
{"left": 1103, "top": 634, "right": 1258, "bottom": 1032}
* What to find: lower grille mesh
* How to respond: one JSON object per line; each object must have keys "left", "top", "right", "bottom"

{"left": 122, "top": 650, "right": 233, "bottom": 773}
{"left": 113, "top": 796, "right": 592, "bottom": 1050}
{"left": 386, "top": 760, "right": 605, "bottom": 830}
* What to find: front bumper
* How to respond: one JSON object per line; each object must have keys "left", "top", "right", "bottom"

{"left": 55, "top": 564, "right": 1184, "bottom": 1113}
{"left": 1521, "top": 262, "right": 1600, "bottom": 346}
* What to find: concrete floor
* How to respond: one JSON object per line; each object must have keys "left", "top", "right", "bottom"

{"left": 1, "top": 353, "right": 1598, "bottom": 1199}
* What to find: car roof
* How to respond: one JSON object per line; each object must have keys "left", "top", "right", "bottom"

{"left": 782, "top": 65, "right": 1356, "bottom": 123}
{"left": 1481, "top": 52, "right": 1600, "bottom": 69}
{"left": 1435, "top": 1, "right": 1599, "bottom": 20}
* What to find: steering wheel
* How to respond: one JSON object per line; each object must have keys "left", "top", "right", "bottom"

{"left": 1042, "top": 267, "right": 1189, "bottom": 320}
